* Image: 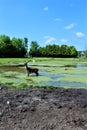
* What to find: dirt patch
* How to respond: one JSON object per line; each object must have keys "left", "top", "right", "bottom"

{"left": 0, "top": 86, "right": 87, "bottom": 130}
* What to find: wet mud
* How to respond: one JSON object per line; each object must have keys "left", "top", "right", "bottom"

{"left": 0, "top": 86, "right": 87, "bottom": 130}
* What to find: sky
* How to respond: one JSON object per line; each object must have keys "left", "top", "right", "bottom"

{"left": 0, "top": 0, "right": 87, "bottom": 51}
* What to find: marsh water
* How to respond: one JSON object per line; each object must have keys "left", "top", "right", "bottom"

{"left": 0, "top": 62, "right": 87, "bottom": 89}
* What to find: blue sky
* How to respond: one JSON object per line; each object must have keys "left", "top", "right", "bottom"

{"left": 0, "top": 0, "right": 87, "bottom": 51}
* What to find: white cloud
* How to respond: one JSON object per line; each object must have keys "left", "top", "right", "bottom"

{"left": 64, "top": 23, "right": 76, "bottom": 30}
{"left": 43, "top": 6, "right": 48, "bottom": 11}
{"left": 54, "top": 18, "right": 61, "bottom": 21}
{"left": 75, "top": 32, "right": 85, "bottom": 38}
{"left": 60, "top": 39, "right": 68, "bottom": 43}
{"left": 44, "top": 36, "right": 56, "bottom": 44}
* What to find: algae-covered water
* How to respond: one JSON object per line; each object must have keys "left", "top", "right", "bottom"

{"left": 0, "top": 60, "right": 87, "bottom": 89}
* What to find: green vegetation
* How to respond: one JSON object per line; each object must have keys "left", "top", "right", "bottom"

{"left": 0, "top": 35, "right": 28, "bottom": 58}
{"left": 0, "top": 34, "right": 87, "bottom": 59}
{"left": 0, "top": 34, "right": 78, "bottom": 58}
{"left": 29, "top": 41, "right": 78, "bottom": 58}
{"left": 0, "top": 58, "right": 87, "bottom": 89}
{"left": 0, "top": 34, "right": 87, "bottom": 89}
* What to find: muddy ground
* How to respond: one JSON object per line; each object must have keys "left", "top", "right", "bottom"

{"left": 0, "top": 86, "right": 87, "bottom": 130}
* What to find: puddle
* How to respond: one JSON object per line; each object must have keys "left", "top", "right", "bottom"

{"left": 35, "top": 79, "right": 87, "bottom": 89}
{"left": 48, "top": 81, "right": 87, "bottom": 88}
{"left": 64, "top": 63, "right": 87, "bottom": 68}
{"left": 76, "top": 63, "right": 87, "bottom": 68}
{"left": 50, "top": 75, "right": 65, "bottom": 79}
{"left": 40, "top": 71, "right": 65, "bottom": 79}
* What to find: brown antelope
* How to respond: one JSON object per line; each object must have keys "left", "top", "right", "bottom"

{"left": 25, "top": 62, "right": 39, "bottom": 76}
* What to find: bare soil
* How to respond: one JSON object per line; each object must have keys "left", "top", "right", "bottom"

{"left": 0, "top": 86, "right": 87, "bottom": 130}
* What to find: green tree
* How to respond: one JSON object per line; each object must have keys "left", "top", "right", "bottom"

{"left": 50, "top": 44, "right": 60, "bottom": 57}
{"left": 38, "top": 44, "right": 60, "bottom": 57}
{"left": 24, "top": 37, "right": 28, "bottom": 50}
{"left": 0, "top": 35, "right": 28, "bottom": 57}
{"left": 39, "top": 47, "right": 47, "bottom": 57}
{"left": 0, "top": 35, "right": 11, "bottom": 57}
{"left": 69, "top": 46, "right": 77, "bottom": 57}
{"left": 45, "top": 44, "right": 59, "bottom": 57}
{"left": 0, "top": 35, "right": 10, "bottom": 44}
{"left": 23, "top": 37, "right": 28, "bottom": 57}
{"left": 60, "top": 45, "right": 68, "bottom": 57}
{"left": 11, "top": 37, "right": 27, "bottom": 57}
{"left": 29, "top": 41, "right": 39, "bottom": 57}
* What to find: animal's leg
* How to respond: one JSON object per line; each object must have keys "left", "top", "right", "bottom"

{"left": 27, "top": 71, "right": 29, "bottom": 76}
{"left": 36, "top": 72, "right": 39, "bottom": 76}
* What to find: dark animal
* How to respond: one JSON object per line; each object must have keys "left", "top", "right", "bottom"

{"left": 25, "top": 62, "right": 39, "bottom": 76}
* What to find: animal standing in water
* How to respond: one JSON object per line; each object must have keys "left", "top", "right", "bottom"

{"left": 25, "top": 62, "right": 39, "bottom": 76}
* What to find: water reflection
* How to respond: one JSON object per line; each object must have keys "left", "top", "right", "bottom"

{"left": 0, "top": 66, "right": 25, "bottom": 73}
{"left": 48, "top": 81, "right": 87, "bottom": 88}
{"left": 64, "top": 63, "right": 87, "bottom": 68}
{"left": 76, "top": 63, "right": 87, "bottom": 68}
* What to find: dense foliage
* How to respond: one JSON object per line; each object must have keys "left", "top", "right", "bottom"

{"left": 29, "top": 41, "right": 78, "bottom": 58}
{"left": 0, "top": 35, "right": 28, "bottom": 58}
{"left": 0, "top": 34, "right": 78, "bottom": 58}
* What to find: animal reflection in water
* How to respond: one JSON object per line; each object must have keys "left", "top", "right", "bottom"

{"left": 25, "top": 62, "right": 39, "bottom": 76}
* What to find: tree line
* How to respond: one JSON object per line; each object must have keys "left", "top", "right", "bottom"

{"left": 29, "top": 41, "right": 78, "bottom": 58}
{"left": 0, "top": 35, "right": 78, "bottom": 58}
